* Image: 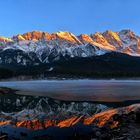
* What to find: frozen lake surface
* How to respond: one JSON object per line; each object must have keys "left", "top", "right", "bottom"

{"left": 0, "top": 79, "right": 140, "bottom": 102}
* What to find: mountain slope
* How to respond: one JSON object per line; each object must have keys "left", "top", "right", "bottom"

{"left": 0, "top": 30, "right": 140, "bottom": 78}
{"left": 0, "top": 29, "right": 140, "bottom": 65}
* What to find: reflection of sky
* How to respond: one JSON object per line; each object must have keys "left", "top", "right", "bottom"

{"left": 0, "top": 0, "right": 140, "bottom": 36}
{"left": 0, "top": 80, "right": 140, "bottom": 102}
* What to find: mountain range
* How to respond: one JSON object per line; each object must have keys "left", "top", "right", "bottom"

{"left": 0, "top": 29, "right": 140, "bottom": 77}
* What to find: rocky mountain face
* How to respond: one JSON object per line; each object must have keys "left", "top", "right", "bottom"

{"left": 0, "top": 29, "right": 140, "bottom": 66}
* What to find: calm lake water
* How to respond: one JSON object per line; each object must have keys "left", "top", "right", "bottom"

{"left": 0, "top": 79, "right": 140, "bottom": 102}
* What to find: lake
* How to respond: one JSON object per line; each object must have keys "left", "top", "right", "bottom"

{"left": 0, "top": 79, "right": 140, "bottom": 103}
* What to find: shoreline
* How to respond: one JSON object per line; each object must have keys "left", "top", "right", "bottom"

{"left": 2, "top": 76, "right": 140, "bottom": 81}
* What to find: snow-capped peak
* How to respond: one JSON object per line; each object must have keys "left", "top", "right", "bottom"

{"left": 0, "top": 29, "right": 140, "bottom": 66}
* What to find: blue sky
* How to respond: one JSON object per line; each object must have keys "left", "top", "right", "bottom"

{"left": 0, "top": 0, "right": 140, "bottom": 37}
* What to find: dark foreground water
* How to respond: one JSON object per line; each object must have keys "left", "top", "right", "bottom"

{"left": 0, "top": 79, "right": 140, "bottom": 102}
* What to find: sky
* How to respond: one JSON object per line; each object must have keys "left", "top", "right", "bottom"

{"left": 0, "top": 0, "right": 140, "bottom": 37}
